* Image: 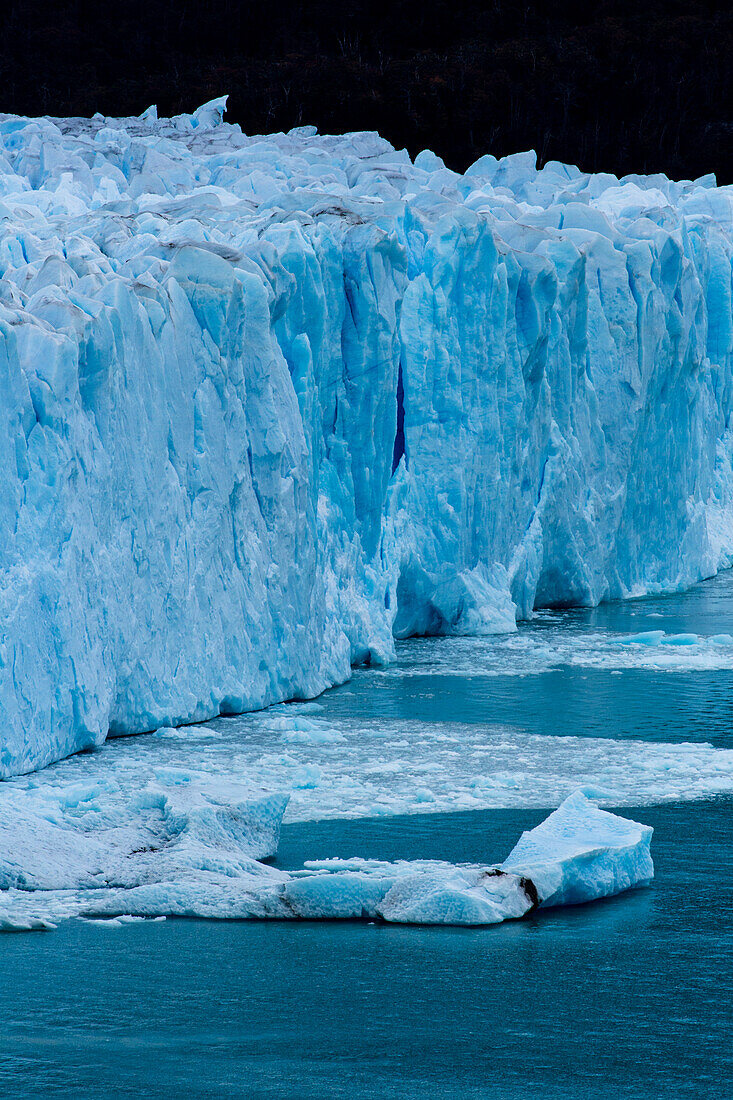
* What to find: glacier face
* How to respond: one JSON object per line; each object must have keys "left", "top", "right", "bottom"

{"left": 1, "top": 98, "right": 733, "bottom": 776}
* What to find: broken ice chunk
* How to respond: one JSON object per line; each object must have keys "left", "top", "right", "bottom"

{"left": 502, "top": 791, "right": 654, "bottom": 908}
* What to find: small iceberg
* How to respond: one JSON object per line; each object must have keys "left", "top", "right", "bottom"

{"left": 619, "top": 629, "right": 710, "bottom": 648}
{"left": 271, "top": 792, "right": 652, "bottom": 925}
{"left": 619, "top": 631, "right": 666, "bottom": 646}
{"left": 0, "top": 790, "right": 652, "bottom": 929}
{"left": 501, "top": 790, "right": 654, "bottom": 909}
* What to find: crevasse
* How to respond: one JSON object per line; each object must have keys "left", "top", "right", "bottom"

{"left": 1, "top": 98, "right": 732, "bottom": 777}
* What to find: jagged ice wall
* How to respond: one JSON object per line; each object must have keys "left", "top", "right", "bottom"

{"left": 2, "top": 97, "right": 733, "bottom": 776}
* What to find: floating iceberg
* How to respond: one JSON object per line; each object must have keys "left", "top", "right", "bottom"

{"left": 0, "top": 791, "right": 652, "bottom": 929}
{"left": 501, "top": 790, "right": 654, "bottom": 908}
{"left": 1, "top": 101, "right": 733, "bottom": 775}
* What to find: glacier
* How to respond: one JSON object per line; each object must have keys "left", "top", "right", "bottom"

{"left": 0, "top": 790, "right": 652, "bottom": 930}
{"left": 2, "top": 97, "right": 733, "bottom": 776}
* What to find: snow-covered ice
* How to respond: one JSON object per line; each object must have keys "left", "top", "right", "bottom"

{"left": 2, "top": 101, "right": 733, "bottom": 775}
{"left": 0, "top": 788, "right": 653, "bottom": 930}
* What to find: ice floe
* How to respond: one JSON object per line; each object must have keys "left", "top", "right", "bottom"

{"left": 0, "top": 791, "right": 652, "bottom": 929}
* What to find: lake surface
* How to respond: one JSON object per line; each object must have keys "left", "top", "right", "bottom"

{"left": 2, "top": 574, "right": 733, "bottom": 1097}
{"left": 324, "top": 569, "right": 733, "bottom": 747}
{"left": 1, "top": 800, "right": 731, "bottom": 1099}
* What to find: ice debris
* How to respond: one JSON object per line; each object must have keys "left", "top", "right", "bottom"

{"left": 0, "top": 791, "right": 652, "bottom": 929}
{"left": 2, "top": 103, "right": 733, "bottom": 775}
{"left": 501, "top": 790, "right": 654, "bottom": 908}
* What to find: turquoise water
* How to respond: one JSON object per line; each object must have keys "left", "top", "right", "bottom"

{"left": 322, "top": 570, "right": 733, "bottom": 746}
{"left": 1, "top": 575, "right": 733, "bottom": 1097}
{"left": 1, "top": 801, "right": 730, "bottom": 1099}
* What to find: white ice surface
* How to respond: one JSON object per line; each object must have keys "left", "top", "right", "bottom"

{"left": 3, "top": 103, "right": 733, "bottom": 775}
{"left": 0, "top": 789, "right": 653, "bottom": 929}
{"left": 502, "top": 790, "right": 654, "bottom": 907}
{"left": 4, "top": 694, "right": 732, "bottom": 830}
{"left": 372, "top": 621, "right": 733, "bottom": 677}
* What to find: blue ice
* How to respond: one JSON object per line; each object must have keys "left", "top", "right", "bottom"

{"left": 1, "top": 101, "right": 733, "bottom": 775}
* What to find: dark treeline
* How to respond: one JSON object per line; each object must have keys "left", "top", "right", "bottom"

{"left": 1, "top": 0, "right": 731, "bottom": 181}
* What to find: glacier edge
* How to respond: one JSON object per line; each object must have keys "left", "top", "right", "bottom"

{"left": 1, "top": 101, "right": 733, "bottom": 776}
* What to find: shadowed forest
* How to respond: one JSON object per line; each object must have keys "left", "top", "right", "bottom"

{"left": 1, "top": 0, "right": 731, "bottom": 181}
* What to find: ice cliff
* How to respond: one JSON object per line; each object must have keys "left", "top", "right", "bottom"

{"left": 2, "top": 98, "right": 733, "bottom": 776}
